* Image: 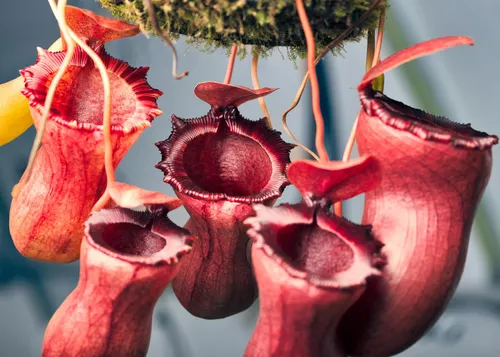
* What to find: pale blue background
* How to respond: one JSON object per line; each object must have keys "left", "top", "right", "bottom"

{"left": 0, "top": 1, "right": 499, "bottom": 356}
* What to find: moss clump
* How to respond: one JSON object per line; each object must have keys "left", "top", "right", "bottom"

{"left": 98, "top": 0, "right": 385, "bottom": 58}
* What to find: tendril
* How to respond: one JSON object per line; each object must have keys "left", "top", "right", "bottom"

{"left": 295, "top": 0, "right": 329, "bottom": 162}
{"left": 334, "top": 114, "right": 359, "bottom": 216}
{"left": 24, "top": 0, "right": 76, "bottom": 181}
{"left": 282, "top": 0, "right": 384, "bottom": 161}
{"left": 251, "top": 49, "right": 272, "bottom": 128}
{"left": 224, "top": 44, "right": 238, "bottom": 84}
{"left": 282, "top": 75, "right": 321, "bottom": 161}
{"left": 68, "top": 33, "right": 113, "bottom": 212}
{"left": 143, "top": 0, "right": 188, "bottom": 79}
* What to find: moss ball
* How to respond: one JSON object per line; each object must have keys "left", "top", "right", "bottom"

{"left": 99, "top": 0, "right": 386, "bottom": 57}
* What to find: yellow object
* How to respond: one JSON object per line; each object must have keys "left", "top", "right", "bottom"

{"left": 0, "top": 38, "right": 63, "bottom": 146}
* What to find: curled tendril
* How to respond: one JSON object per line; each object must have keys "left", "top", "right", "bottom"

{"left": 282, "top": 74, "right": 321, "bottom": 161}
{"left": 143, "top": 0, "right": 188, "bottom": 80}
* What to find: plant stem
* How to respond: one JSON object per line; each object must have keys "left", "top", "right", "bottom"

{"left": 295, "top": 0, "right": 329, "bottom": 162}
{"left": 251, "top": 50, "right": 272, "bottom": 128}
{"left": 224, "top": 44, "right": 238, "bottom": 84}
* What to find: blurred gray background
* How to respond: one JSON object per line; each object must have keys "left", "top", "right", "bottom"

{"left": 1, "top": 0, "right": 499, "bottom": 356}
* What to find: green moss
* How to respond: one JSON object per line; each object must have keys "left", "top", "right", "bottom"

{"left": 98, "top": 0, "right": 386, "bottom": 58}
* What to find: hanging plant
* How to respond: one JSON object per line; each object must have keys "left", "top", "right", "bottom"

{"left": 9, "top": 6, "right": 162, "bottom": 262}
{"left": 1, "top": 1, "right": 498, "bottom": 356}
{"left": 339, "top": 37, "right": 498, "bottom": 357}
{"left": 42, "top": 183, "right": 193, "bottom": 357}
{"left": 98, "top": 0, "right": 387, "bottom": 57}
{"left": 244, "top": 156, "right": 383, "bottom": 357}
{"left": 156, "top": 81, "right": 293, "bottom": 319}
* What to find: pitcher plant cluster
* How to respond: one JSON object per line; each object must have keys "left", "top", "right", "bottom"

{"left": 0, "top": 1, "right": 497, "bottom": 356}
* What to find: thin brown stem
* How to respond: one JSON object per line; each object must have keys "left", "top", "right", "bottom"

{"left": 143, "top": 0, "right": 188, "bottom": 79}
{"left": 295, "top": 0, "right": 329, "bottom": 162}
{"left": 25, "top": 0, "right": 75, "bottom": 180}
{"left": 251, "top": 50, "right": 272, "bottom": 128}
{"left": 224, "top": 44, "right": 238, "bottom": 84}
{"left": 282, "top": 0, "right": 383, "bottom": 161}
{"left": 342, "top": 116, "right": 359, "bottom": 163}
{"left": 282, "top": 74, "right": 321, "bottom": 161}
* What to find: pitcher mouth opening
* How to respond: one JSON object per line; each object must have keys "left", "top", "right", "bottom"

{"left": 276, "top": 222, "right": 355, "bottom": 278}
{"left": 20, "top": 46, "right": 162, "bottom": 134}
{"left": 360, "top": 86, "right": 498, "bottom": 150}
{"left": 246, "top": 204, "right": 383, "bottom": 288}
{"left": 156, "top": 107, "right": 294, "bottom": 204}
{"left": 85, "top": 208, "right": 193, "bottom": 265}
{"left": 100, "top": 222, "right": 166, "bottom": 257}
